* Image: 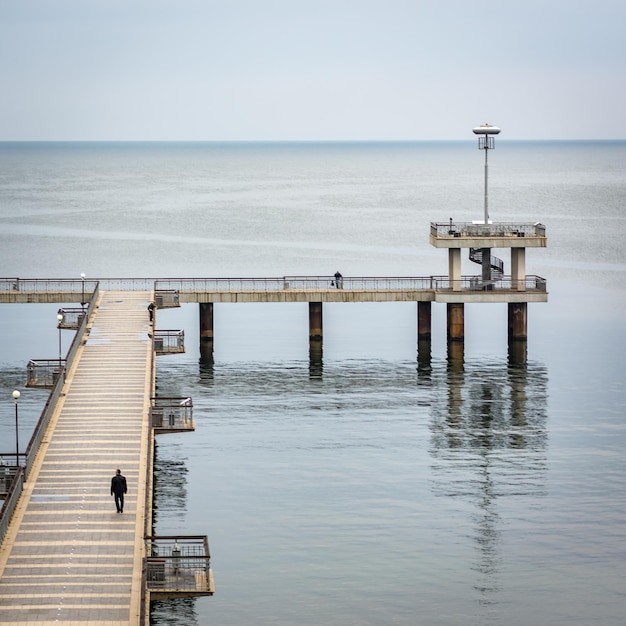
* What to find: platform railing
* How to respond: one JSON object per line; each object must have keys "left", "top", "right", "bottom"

{"left": 434, "top": 275, "right": 547, "bottom": 292}
{"left": 57, "top": 308, "right": 87, "bottom": 329}
{"left": 154, "top": 290, "right": 180, "bottom": 308}
{"left": 431, "top": 221, "right": 546, "bottom": 238}
{"left": 145, "top": 535, "right": 213, "bottom": 596}
{"left": 153, "top": 330, "right": 185, "bottom": 354}
{"left": 0, "top": 464, "right": 19, "bottom": 497}
{"left": 150, "top": 397, "right": 194, "bottom": 431}
{"left": 25, "top": 359, "right": 66, "bottom": 388}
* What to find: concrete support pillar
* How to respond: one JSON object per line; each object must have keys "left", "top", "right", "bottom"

{"left": 309, "top": 302, "right": 323, "bottom": 342}
{"left": 417, "top": 301, "right": 432, "bottom": 340}
{"left": 417, "top": 301, "right": 432, "bottom": 368}
{"left": 447, "top": 303, "right": 464, "bottom": 342}
{"left": 200, "top": 302, "right": 214, "bottom": 342}
{"left": 508, "top": 302, "right": 527, "bottom": 341}
{"left": 448, "top": 248, "right": 462, "bottom": 291}
{"left": 511, "top": 247, "right": 526, "bottom": 291}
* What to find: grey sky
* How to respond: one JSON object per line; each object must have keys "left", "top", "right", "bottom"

{"left": 1, "top": 0, "right": 624, "bottom": 140}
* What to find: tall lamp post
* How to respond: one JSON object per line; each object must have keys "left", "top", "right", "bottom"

{"left": 13, "top": 390, "right": 20, "bottom": 466}
{"left": 80, "top": 272, "right": 86, "bottom": 310}
{"left": 472, "top": 123, "right": 501, "bottom": 224}
{"left": 57, "top": 313, "right": 64, "bottom": 368}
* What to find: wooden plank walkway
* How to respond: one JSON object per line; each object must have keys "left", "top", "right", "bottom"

{"left": 0, "top": 291, "right": 154, "bottom": 625}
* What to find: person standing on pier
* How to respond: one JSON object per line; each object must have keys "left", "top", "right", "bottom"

{"left": 111, "top": 468, "right": 128, "bottom": 513}
{"left": 334, "top": 271, "right": 343, "bottom": 289}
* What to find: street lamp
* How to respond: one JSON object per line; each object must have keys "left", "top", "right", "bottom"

{"left": 57, "top": 313, "right": 64, "bottom": 368}
{"left": 472, "top": 123, "right": 501, "bottom": 224}
{"left": 12, "top": 390, "right": 20, "bottom": 466}
{"left": 80, "top": 272, "right": 86, "bottom": 310}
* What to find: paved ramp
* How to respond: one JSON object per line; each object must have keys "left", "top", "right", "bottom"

{"left": 0, "top": 291, "right": 153, "bottom": 625}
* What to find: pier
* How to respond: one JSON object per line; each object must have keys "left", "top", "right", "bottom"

{"left": 0, "top": 289, "right": 213, "bottom": 625}
{"left": 0, "top": 218, "right": 547, "bottom": 622}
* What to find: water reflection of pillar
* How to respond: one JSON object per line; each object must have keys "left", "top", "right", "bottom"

{"left": 309, "top": 341, "right": 323, "bottom": 379}
{"left": 446, "top": 370, "right": 464, "bottom": 448}
{"left": 430, "top": 360, "right": 549, "bottom": 612}
{"left": 199, "top": 303, "right": 214, "bottom": 361}
{"left": 417, "top": 302, "right": 432, "bottom": 367}
{"left": 508, "top": 362, "right": 528, "bottom": 448}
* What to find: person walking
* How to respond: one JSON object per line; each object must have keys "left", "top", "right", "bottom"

{"left": 148, "top": 301, "right": 156, "bottom": 322}
{"left": 111, "top": 468, "right": 128, "bottom": 513}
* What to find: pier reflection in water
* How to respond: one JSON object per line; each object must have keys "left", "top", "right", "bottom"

{"left": 429, "top": 360, "right": 548, "bottom": 607}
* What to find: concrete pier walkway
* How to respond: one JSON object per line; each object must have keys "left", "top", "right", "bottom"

{"left": 0, "top": 291, "right": 154, "bottom": 625}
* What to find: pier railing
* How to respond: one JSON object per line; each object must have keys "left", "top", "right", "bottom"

{"left": 155, "top": 276, "right": 437, "bottom": 292}
{"left": 0, "top": 467, "right": 24, "bottom": 544}
{"left": 431, "top": 221, "right": 546, "bottom": 238}
{"left": 1, "top": 274, "right": 548, "bottom": 299}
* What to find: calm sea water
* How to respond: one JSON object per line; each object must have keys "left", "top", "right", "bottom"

{"left": 0, "top": 141, "right": 625, "bottom": 625}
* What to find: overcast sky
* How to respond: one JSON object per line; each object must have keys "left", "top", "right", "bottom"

{"left": 1, "top": 0, "right": 624, "bottom": 141}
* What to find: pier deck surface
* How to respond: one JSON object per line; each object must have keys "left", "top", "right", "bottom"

{"left": 0, "top": 291, "right": 153, "bottom": 625}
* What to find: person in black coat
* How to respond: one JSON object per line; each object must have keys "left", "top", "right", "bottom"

{"left": 111, "top": 468, "right": 128, "bottom": 513}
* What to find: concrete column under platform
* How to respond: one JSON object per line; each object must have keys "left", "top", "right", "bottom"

{"left": 508, "top": 301, "right": 528, "bottom": 365}
{"left": 446, "top": 303, "right": 465, "bottom": 366}
{"left": 446, "top": 302, "right": 464, "bottom": 341}
{"left": 309, "top": 302, "right": 323, "bottom": 342}
{"left": 448, "top": 248, "right": 461, "bottom": 291}
{"left": 508, "top": 302, "right": 527, "bottom": 341}
{"left": 511, "top": 247, "right": 526, "bottom": 291}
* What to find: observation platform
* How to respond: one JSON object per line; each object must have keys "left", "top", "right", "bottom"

{"left": 429, "top": 221, "right": 547, "bottom": 248}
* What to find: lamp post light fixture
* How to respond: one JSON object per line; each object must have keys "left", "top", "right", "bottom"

{"left": 80, "top": 273, "right": 86, "bottom": 310}
{"left": 12, "top": 390, "right": 20, "bottom": 466}
{"left": 57, "top": 313, "right": 64, "bottom": 368}
{"left": 472, "top": 123, "right": 501, "bottom": 225}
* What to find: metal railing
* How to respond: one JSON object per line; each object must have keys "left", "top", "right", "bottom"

{"left": 153, "top": 330, "right": 185, "bottom": 354}
{"left": 150, "top": 397, "right": 194, "bottom": 431}
{"left": 154, "top": 290, "right": 180, "bottom": 308}
{"left": 57, "top": 308, "right": 86, "bottom": 330}
{"left": 145, "top": 535, "right": 213, "bottom": 596}
{"left": 0, "top": 464, "right": 19, "bottom": 496}
{"left": 0, "top": 278, "right": 98, "bottom": 296}
{"left": 26, "top": 359, "right": 66, "bottom": 388}
{"left": 1, "top": 274, "right": 548, "bottom": 297}
{"left": 431, "top": 221, "right": 546, "bottom": 238}
{"left": 0, "top": 467, "right": 24, "bottom": 544}
{"left": 433, "top": 275, "right": 547, "bottom": 292}
{"left": 155, "top": 276, "right": 437, "bottom": 292}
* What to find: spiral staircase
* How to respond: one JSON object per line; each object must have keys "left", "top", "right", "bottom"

{"left": 469, "top": 247, "right": 504, "bottom": 281}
